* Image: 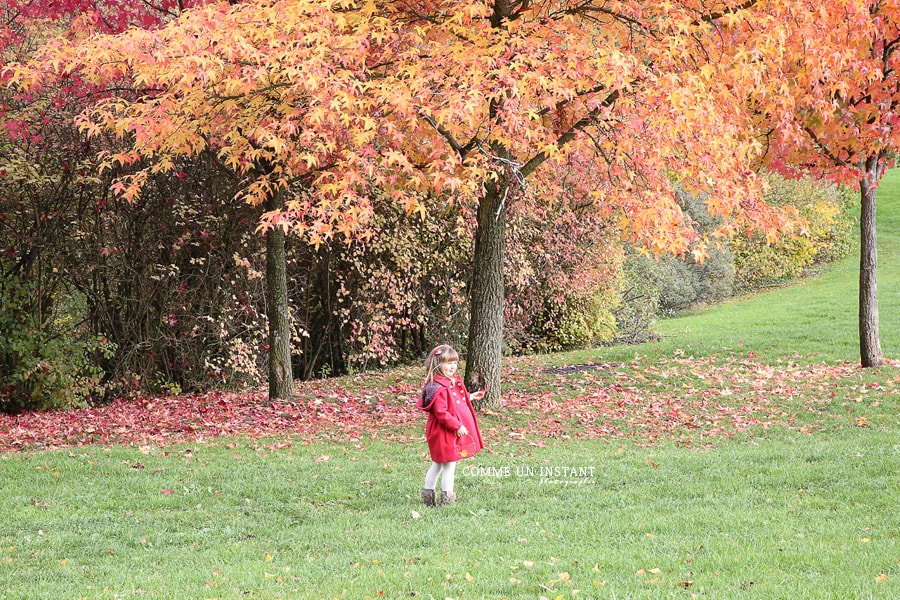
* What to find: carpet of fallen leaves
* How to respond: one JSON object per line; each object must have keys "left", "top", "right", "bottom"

{"left": 499, "top": 356, "right": 898, "bottom": 447}
{"left": 1, "top": 356, "right": 897, "bottom": 452}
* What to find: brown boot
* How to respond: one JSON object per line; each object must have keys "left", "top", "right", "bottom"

{"left": 421, "top": 488, "right": 437, "bottom": 507}
{"left": 440, "top": 490, "right": 456, "bottom": 505}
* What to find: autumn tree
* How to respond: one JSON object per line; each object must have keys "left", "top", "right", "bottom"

{"left": 6, "top": 1, "right": 410, "bottom": 400}
{"left": 370, "top": 0, "right": 797, "bottom": 407}
{"left": 713, "top": 0, "right": 900, "bottom": 367}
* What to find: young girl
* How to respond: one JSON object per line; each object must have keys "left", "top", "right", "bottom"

{"left": 417, "top": 344, "right": 485, "bottom": 506}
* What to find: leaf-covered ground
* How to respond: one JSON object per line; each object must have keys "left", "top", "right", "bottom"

{"left": 1, "top": 355, "right": 897, "bottom": 452}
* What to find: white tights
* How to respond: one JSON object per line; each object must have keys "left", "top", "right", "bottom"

{"left": 424, "top": 461, "right": 457, "bottom": 493}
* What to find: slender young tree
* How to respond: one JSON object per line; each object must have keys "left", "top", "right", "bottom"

{"left": 720, "top": 0, "right": 900, "bottom": 367}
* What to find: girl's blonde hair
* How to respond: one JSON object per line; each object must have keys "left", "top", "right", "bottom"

{"left": 424, "top": 344, "right": 459, "bottom": 382}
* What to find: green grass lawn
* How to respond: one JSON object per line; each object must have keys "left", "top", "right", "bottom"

{"left": 2, "top": 429, "right": 899, "bottom": 599}
{"left": 3, "top": 173, "right": 900, "bottom": 599}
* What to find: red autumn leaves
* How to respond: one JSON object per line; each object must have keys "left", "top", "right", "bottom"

{"left": 0, "top": 356, "right": 887, "bottom": 452}
{"left": 0, "top": 385, "right": 418, "bottom": 452}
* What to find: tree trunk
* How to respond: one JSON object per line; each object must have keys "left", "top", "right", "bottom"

{"left": 859, "top": 156, "right": 883, "bottom": 368}
{"left": 464, "top": 181, "right": 506, "bottom": 410}
{"left": 265, "top": 194, "right": 294, "bottom": 399}
{"left": 460, "top": 2, "right": 520, "bottom": 410}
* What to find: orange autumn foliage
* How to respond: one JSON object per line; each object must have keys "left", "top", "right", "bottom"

{"left": 6, "top": 0, "right": 800, "bottom": 257}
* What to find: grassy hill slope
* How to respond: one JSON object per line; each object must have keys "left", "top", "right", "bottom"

{"left": 576, "top": 170, "right": 900, "bottom": 366}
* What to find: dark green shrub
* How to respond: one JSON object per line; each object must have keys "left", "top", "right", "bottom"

{"left": 0, "top": 280, "right": 115, "bottom": 413}
{"left": 652, "top": 248, "right": 735, "bottom": 315}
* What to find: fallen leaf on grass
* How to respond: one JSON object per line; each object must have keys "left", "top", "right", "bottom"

{"left": 0, "top": 358, "right": 877, "bottom": 452}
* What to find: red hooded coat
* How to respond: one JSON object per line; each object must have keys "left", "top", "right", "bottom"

{"left": 418, "top": 374, "right": 484, "bottom": 462}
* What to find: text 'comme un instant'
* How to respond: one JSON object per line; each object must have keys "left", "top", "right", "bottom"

{"left": 460, "top": 465, "right": 597, "bottom": 485}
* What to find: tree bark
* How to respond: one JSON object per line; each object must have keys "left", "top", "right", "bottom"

{"left": 464, "top": 180, "right": 506, "bottom": 410}
{"left": 265, "top": 193, "right": 294, "bottom": 399}
{"left": 859, "top": 156, "right": 883, "bottom": 368}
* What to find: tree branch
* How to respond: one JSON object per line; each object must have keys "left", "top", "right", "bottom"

{"left": 420, "top": 114, "right": 479, "bottom": 159}
{"left": 698, "top": 0, "right": 759, "bottom": 24}
{"left": 520, "top": 89, "right": 621, "bottom": 178}
{"left": 803, "top": 125, "right": 847, "bottom": 167}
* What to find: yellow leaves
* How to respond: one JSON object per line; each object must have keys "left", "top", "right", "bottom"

{"left": 402, "top": 195, "right": 427, "bottom": 220}
{"left": 635, "top": 567, "right": 663, "bottom": 585}
{"left": 76, "top": 117, "right": 104, "bottom": 140}
{"left": 540, "top": 143, "right": 560, "bottom": 159}
{"left": 720, "top": 7, "right": 748, "bottom": 28}
{"left": 2, "top": 63, "right": 46, "bottom": 93}
{"left": 299, "top": 154, "right": 320, "bottom": 170}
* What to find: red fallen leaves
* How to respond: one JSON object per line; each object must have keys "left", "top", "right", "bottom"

{"left": 0, "top": 383, "right": 420, "bottom": 452}
{"left": 0, "top": 357, "right": 887, "bottom": 452}
{"left": 498, "top": 357, "right": 881, "bottom": 446}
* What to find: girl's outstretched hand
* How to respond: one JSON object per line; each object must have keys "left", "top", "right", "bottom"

{"left": 470, "top": 389, "right": 486, "bottom": 401}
